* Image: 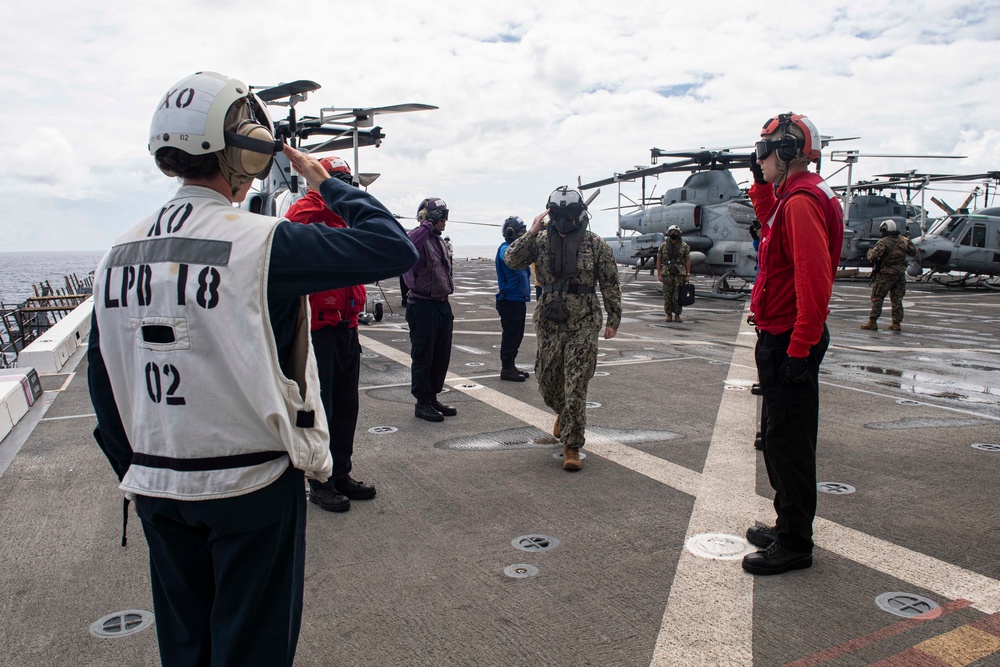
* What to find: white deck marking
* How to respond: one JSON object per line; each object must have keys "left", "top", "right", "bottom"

{"left": 360, "top": 324, "right": 1000, "bottom": 639}
{"left": 648, "top": 310, "right": 758, "bottom": 666}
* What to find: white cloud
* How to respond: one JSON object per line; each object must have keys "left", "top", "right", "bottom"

{"left": 1, "top": 0, "right": 999, "bottom": 251}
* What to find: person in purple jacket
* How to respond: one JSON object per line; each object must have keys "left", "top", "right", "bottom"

{"left": 402, "top": 198, "right": 457, "bottom": 422}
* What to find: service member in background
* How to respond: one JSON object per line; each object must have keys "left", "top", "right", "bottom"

{"left": 285, "top": 156, "right": 377, "bottom": 513}
{"left": 860, "top": 219, "right": 916, "bottom": 332}
{"left": 495, "top": 216, "right": 532, "bottom": 382}
{"left": 744, "top": 112, "right": 843, "bottom": 576}
{"left": 656, "top": 224, "right": 691, "bottom": 322}
{"left": 505, "top": 187, "right": 622, "bottom": 471}
{"left": 403, "top": 198, "right": 458, "bottom": 422}
{"left": 87, "top": 71, "right": 417, "bottom": 666}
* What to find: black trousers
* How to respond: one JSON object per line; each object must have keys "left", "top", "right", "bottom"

{"left": 135, "top": 466, "right": 306, "bottom": 667}
{"left": 405, "top": 298, "right": 454, "bottom": 402}
{"left": 310, "top": 323, "right": 360, "bottom": 488}
{"left": 755, "top": 324, "right": 830, "bottom": 554}
{"left": 496, "top": 298, "right": 527, "bottom": 368}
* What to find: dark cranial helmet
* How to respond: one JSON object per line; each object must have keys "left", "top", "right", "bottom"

{"left": 546, "top": 186, "right": 588, "bottom": 234}
{"left": 502, "top": 215, "right": 527, "bottom": 241}
{"left": 880, "top": 219, "right": 898, "bottom": 236}
{"left": 418, "top": 197, "right": 449, "bottom": 223}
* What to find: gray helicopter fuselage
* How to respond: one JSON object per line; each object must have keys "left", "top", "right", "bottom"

{"left": 910, "top": 208, "right": 1000, "bottom": 276}
{"left": 847, "top": 194, "right": 925, "bottom": 258}
{"left": 609, "top": 170, "right": 759, "bottom": 280}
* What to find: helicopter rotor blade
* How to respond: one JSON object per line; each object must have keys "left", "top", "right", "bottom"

{"left": 253, "top": 80, "right": 321, "bottom": 103}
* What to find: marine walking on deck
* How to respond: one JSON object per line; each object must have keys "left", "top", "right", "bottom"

{"left": 504, "top": 186, "right": 622, "bottom": 471}
{"left": 861, "top": 219, "right": 917, "bottom": 332}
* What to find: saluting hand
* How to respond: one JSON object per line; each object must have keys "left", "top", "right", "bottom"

{"left": 283, "top": 145, "right": 331, "bottom": 193}
{"left": 529, "top": 211, "right": 548, "bottom": 236}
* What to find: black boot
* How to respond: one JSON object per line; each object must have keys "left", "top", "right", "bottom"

{"left": 501, "top": 367, "right": 526, "bottom": 382}
{"left": 431, "top": 399, "right": 457, "bottom": 416}
{"left": 515, "top": 368, "right": 530, "bottom": 378}
{"left": 308, "top": 485, "right": 351, "bottom": 512}
{"left": 415, "top": 401, "right": 444, "bottom": 422}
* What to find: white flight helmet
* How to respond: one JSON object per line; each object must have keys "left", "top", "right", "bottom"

{"left": 879, "top": 220, "right": 898, "bottom": 236}
{"left": 149, "top": 71, "right": 277, "bottom": 179}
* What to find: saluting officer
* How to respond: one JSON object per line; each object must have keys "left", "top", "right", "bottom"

{"left": 87, "top": 71, "right": 417, "bottom": 666}
{"left": 504, "top": 187, "right": 622, "bottom": 471}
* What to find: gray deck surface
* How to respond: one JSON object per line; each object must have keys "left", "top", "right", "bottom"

{"left": 1, "top": 260, "right": 999, "bottom": 666}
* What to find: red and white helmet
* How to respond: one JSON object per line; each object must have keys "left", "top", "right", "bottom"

{"left": 760, "top": 113, "right": 821, "bottom": 163}
{"left": 319, "top": 156, "right": 351, "bottom": 175}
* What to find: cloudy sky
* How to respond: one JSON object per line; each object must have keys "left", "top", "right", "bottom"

{"left": 1, "top": 0, "right": 999, "bottom": 252}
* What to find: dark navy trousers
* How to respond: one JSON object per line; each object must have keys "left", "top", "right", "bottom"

{"left": 135, "top": 466, "right": 306, "bottom": 667}
{"left": 310, "top": 323, "right": 360, "bottom": 488}
{"left": 405, "top": 298, "right": 454, "bottom": 402}
{"left": 496, "top": 298, "right": 527, "bottom": 368}
{"left": 755, "top": 324, "right": 830, "bottom": 554}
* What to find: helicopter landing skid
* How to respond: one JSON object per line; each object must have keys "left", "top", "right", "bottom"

{"left": 706, "top": 271, "right": 752, "bottom": 300}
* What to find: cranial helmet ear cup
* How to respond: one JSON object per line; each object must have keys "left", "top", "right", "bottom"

{"left": 776, "top": 134, "right": 800, "bottom": 163}
{"left": 223, "top": 120, "right": 275, "bottom": 178}
{"left": 504, "top": 226, "right": 515, "bottom": 241}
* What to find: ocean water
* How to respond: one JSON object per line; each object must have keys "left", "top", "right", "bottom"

{"left": 0, "top": 245, "right": 499, "bottom": 307}
{"left": 0, "top": 251, "right": 106, "bottom": 306}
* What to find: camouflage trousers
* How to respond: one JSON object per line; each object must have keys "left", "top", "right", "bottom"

{"left": 661, "top": 274, "right": 685, "bottom": 315}
{"left": 535, "top": 323, "right": 599, "bottom": 449}
{"left": 869, "top": 271, "right": 906, "bottom": 323}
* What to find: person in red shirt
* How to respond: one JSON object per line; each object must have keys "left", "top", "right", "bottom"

{"left": 285, "top": 156, "right": 376, "bottom": 512}
{"left": 743, "top": 113, "right": 844, "bottom": 575}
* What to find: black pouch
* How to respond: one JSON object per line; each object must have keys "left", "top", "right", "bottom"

{"left": 668, "top": 264, "right": 680, "bottom": 276}
{"left": 541, "top": 293, "right": 570, "bottom": 323}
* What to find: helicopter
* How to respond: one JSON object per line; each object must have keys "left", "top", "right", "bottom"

{"left": 824, "top": 151, "right": 968, "bottom": 264}
{"left": 904, "top": 172, "right": 1000, "bottom": 288}
{"left": 580, "top": 148, "right": 777, "bottom": 295}
{"left": 241, "top": 79, "right": 437, "bottom": 217}
{"left": 241, "top": 79, "right": 438, "bottom": 316}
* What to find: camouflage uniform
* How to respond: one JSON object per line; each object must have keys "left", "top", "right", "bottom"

{"left": 505, "top": 229, "right": 622, "bottom": 450}
{"left": 657, "top": 239, "right": 691, "bottom": 317}
{"left": 867, "top": 235, "right": 916, "bottom": 324}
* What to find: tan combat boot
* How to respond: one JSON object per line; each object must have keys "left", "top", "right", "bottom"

{"left": 860, "top": 318, "right": 878, "bottom": 330}
{"left": 888, "top": 322, "right": 901, "bottom": 332}
{"left": 674, "top": 314, "right": 683, "bottom": 323}
{"left": 553, "top": 414, "right": 561, "bottom": 438}
{"left": 562, "top": 446, "right": 582, "bottom": 471}
{"left": 665, "top": 314, "right": 673, "bottom": 322}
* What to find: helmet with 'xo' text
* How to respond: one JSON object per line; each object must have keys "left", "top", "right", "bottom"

{"left": 149, "top": 71, "right": 279, "bottom": 185}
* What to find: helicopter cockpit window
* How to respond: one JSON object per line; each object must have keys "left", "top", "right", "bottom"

{"left": 928, "top": 214, "right": 967, "bottom": 239}
{"left": 968, "top": 224, "right": 987, "bottom": 248}
{"left": 727, "top": 201, "right": 756, "bottom": 226}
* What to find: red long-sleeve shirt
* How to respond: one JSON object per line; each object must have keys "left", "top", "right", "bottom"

{"left": 749, "top": 172, "right": 843, "bottom": 358}
{"left": 285, "top": 190, "right": 367, "bottom": 329}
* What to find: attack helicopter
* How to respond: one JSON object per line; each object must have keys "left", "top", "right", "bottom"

{"left": 579, "top": 148, "right": 767, "bottom": 294}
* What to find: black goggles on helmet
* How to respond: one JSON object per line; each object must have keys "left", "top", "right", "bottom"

{"left": 754, "top": 139, "right": 778, "bottom": 161}
{"left": 425, "top": 208, "right": 449, "bottom": 223}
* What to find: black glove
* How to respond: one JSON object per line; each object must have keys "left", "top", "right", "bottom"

{"left": 749, "top": 152, "right": 767, "bottom": 184}
{"left": 780, "top": 356, "right": 811, "bottom": 385}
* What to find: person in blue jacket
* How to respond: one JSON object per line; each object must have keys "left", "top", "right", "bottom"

{"left": 495, "top": 216, "right": 531, "bottom": 382}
